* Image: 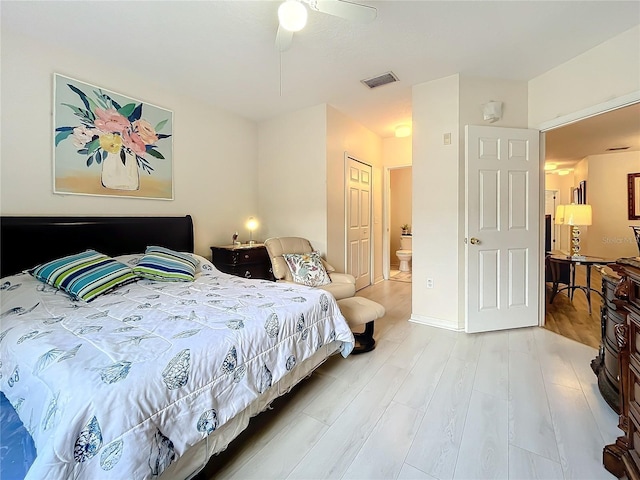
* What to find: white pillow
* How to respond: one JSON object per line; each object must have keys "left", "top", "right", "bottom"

{"left": 191, "top": 254, "right": 216, "bottom": 274}
{"left": 282, "top": 251, "right": 331, "bottom": 287}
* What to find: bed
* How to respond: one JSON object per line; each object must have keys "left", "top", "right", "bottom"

{"left": 0, "top": 215, "right": 354, "bottom": 480}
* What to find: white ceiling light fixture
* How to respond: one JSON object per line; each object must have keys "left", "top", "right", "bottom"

{"left": 395, "top": 125, "right": 411, "bottom": 138}
{"left": 544, "top": 163, "right": 557, "bottom": 171}
{"left": 278, "top": 0, "right": 308, "bottom": 32}
{"left": 557, "top": 169, "right": 572, "bottom": 176}
{"left": 276, "top": 0, "right": 377, "bottom": 52}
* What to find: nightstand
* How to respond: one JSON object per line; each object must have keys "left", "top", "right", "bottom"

{"left": 210, "top": 244, "right": 274, "bottom": 281}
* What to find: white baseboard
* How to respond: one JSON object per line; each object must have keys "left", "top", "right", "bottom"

{"left": 409, "top": 313, "right": 463, "bottom": 332}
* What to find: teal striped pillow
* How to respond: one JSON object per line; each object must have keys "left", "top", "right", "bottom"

{"left": 29, "top": 250, "right": 137, "bottom": 302}
{"left": 132, "top": 246, "right": 198, "bottom": 282}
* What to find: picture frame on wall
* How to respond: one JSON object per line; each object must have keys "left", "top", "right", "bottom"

{"left": 53, "top": 74, "right": 174, "bottom": 200}
{"left": 629, "top": 173, "right": 640, "bottom": 220}
{"left": 579, "top": 180, "right": 587, "bottom": 204}
{"left": 572, "top": 186, "right": 579, "bottom": 205}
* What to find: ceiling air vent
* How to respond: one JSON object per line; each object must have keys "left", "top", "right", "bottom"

{"left": 606, "top": 146, "right": 630, "bottom": 151}
{"left": 361, "top": 71, "right": 399, "bottom": 89}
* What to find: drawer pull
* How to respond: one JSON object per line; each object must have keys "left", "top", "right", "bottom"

{"left": 244, "top": 271, "right": 252, "bottom": 278}
{"left": 244, "top": 254, "right": 250, "bottom": 259}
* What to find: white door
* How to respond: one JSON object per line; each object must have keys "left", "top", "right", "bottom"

{"left": 465, "top": 125, "right": 540, "bottom": 333}
{"left": 346, "top": 157, "right": 372, "bottom": 291}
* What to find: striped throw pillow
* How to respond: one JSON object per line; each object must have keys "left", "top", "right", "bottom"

{"left": 29, "top": 250, "right": 137, "bottom": 302}
{"left": 133, "top": 246, "right": 198, "bottom": 282}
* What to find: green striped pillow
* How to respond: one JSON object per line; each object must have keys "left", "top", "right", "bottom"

{"left": 29, "top": 250, "right": 137, "bottom": 302}
{"left": 132, "top": 246, "right": 198, "bottom": 282}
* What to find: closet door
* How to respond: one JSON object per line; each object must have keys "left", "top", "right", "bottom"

{"left": 346, "top": 156, "right": 372, "bottom": 291}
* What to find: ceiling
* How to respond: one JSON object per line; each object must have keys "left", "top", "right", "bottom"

{"left": 545, "top": 102, "right": 640, "bottom": 171}
{"left": 2, "top": 1, "right": 639, "bottom": 154}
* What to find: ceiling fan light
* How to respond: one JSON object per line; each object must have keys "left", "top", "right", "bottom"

{"left": 278, "top": 0, "right": 308, "bottom": 32}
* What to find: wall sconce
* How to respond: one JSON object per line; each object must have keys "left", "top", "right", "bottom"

{"left": 482, "top": 101, "right": 503, "bottom": 123}
{"left": 395, "top": 125, "right": 411, "bottom": 138}
{"left": 246, "top": 216, "right": 258, "bottom": 245}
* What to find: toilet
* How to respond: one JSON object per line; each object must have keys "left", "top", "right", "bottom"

{"left": 396, "top": 235, "right": 412, "bottom": 272}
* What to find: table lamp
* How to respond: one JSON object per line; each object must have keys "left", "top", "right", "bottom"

{"left": 246, "top": 216, "right": 258, "bottom": 245}
{"left": 562, "top": 204, "right": 592, "bottom": 258}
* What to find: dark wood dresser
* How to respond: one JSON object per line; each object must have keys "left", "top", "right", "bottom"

{"left": 210, "top": 244, "right": 274, "bottom": 281}
{"left": 603, "top": 258, "right": 640, "bottom": 479}
{"left": 592, "top": 270, "right": 624, "bottom": 414}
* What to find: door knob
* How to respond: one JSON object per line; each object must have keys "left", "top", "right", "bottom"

{"left": 470, "top": 237, "right": 481, "bottom": 245}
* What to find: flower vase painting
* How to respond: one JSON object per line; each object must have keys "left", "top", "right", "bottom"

{"left": 54, "top": 74, "right": 173, "bottom": 199}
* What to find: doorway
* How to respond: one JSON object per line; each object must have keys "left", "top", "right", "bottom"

{"left": 383, "top": 165, "right": 412, "bottom": 282}
{"left": 541, "top": 100, "right": 640, "bottom": 348}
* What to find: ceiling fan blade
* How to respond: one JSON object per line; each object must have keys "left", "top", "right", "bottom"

{"left": 276, "top": 25, "right": 294, "bottom": 52}
{"left": 311, "top": 0, "right": 377, "bottom": 23}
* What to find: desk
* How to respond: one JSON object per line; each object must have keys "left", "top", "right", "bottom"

{"left": 548, "top": 254, "right": 613, "bottom": 314}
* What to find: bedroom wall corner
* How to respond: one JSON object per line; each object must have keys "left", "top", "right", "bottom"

{"left": 257, "top": 104, "right": 328, "bottom": 251}
{"left": 326, "top": 105, "right": 383, "bottom": 282}
{"left": 0, "top": 28, "right": 259, "bottom": 260}
{"left": 411, "top": 74, "right": 461, "bottom": 330}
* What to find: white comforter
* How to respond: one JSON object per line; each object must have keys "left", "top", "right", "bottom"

{"left": 0, "top": 260, "right": 353, "bottom": 480}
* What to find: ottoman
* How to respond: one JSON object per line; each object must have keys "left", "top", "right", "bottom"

{"left": 337, "top": 296, "right": 386, "bottom": 354}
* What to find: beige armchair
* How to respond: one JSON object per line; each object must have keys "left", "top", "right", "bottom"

{"left": 264, "top": 237, "right": 356, "bottom": 300}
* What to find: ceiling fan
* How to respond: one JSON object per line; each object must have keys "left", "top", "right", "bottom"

{"left": 276, "top": 0, "right": 377, "bottom": 52}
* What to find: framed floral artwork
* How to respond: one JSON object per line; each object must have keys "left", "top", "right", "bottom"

{"left": 53, "top": 74, "right": 173, "bottom": 199}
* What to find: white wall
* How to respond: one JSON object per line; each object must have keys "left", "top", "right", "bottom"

{"left": 383, "top": 137, "right": 412, "bottom": 168}
{"left": 584, "top": 151, "right": 640, "bottom": 259}
{"left": 529, "top": 26, "right": 640, "bottom": 127}
{"left": 0, "top": 29, "right": 258, "bottom": 259}
{"left": 413, "top": 26, "right": 640, "bottom": 332}
{"left": 257, "top": 104, "right": 328, "bottom": 252}
{"left": 326, "top": 105, "right": 383, "bottom": 281}
{"left": 412, "top": 74, "right": 461, "bottom": 329}
{"left": 257, "top": 104, "right": 384, "bottom": 282}
{"left": 412, "top": 74, "right": 529, "bottom": 330}
{"left": 459, "top": 77, "right": 529, "bottom": 130}
{"left": 544, "top": 172, "right": 575, "bottom": 253}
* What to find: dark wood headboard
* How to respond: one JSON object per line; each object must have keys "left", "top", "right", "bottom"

{"left": 0, "top": 215, "right": 194, "bottom": 277}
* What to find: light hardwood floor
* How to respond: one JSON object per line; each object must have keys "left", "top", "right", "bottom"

{"left": 196, "top": 279, "right": 618, "bottom": 480}
{"left": 544, "top": 265, "right": 604, "bottom": 349}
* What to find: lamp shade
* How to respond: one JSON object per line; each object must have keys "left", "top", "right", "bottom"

{"left": 246, "top": 216, "right": 258, "bottom": 231}
{"left": 554, "top": 205, "right": 565, "bottom": 225}
{"left": 563, "top": 204, "right": 592, "bottom": 226}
